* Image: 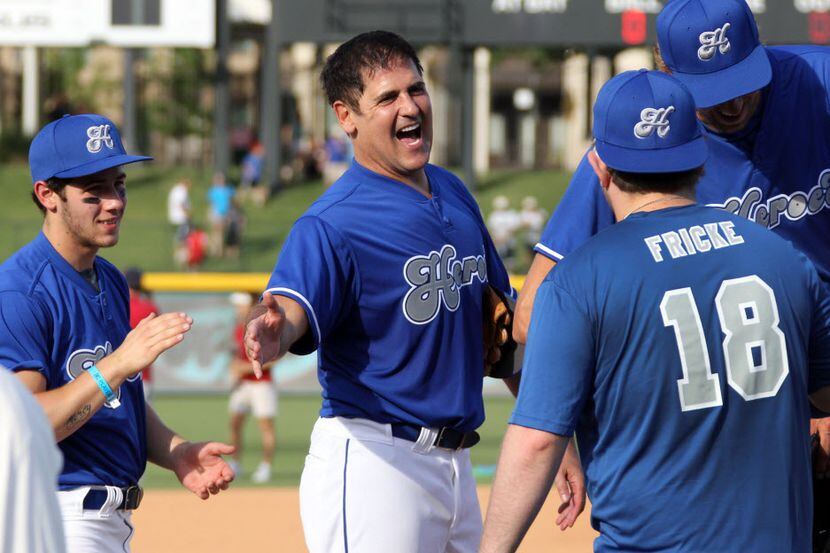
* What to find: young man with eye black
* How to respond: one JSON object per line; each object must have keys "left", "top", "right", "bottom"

{"left": 0, "top": 114, "right": 235, "bottom": 552}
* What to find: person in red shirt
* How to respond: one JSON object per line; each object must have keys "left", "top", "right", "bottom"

{"left": 184, "top": 226, "right": 208, "bottom": 271}
{"left": 125, "top": 268, "right": 160, "bottom": 401}
{"left": 228, "top": 292, "right": 278, "bottom": 483}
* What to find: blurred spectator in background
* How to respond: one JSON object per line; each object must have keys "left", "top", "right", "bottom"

{"left": 240, "top": 141, "right": 268, "bottom": 207}
{"left": 487, "top": 195, "right": 521, "bottom": 271}
{"left": 125, "top": 268, "right": 160, "bottom": 401}
{"left": 207, "top": 172, "right": 235, "bottom": 257}
{"left": 322, "top": 125, "right": 351, "bottom": 186}
{"left": 184, "top": 224, "right": 208, "bottom": 271}
{"left": 224, "top": 201, "right": 245, "bottom": 261}
{"left": 227, "top": 292, "right": 278, "bottom": 484}
{"left": 45, "top": 93, "right": 73, "bottom": 122}
{"left": 518, "top": 196, "right": 547, "bottom": 259}
{"left": 167, "top": 178, "right": 192, "bottom": 269}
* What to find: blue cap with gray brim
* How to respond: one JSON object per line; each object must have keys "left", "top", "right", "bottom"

{"left": 29, "top": 114, "right": 152, "bottom": 184}
{"left": 657, "top": 0, "right": 771, "bottom": 109}
{"left": 593, "top": 69, "right": 707, "bottom": 173}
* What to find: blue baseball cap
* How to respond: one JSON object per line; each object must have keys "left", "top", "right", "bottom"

{"left": 29, "top": 114, "right": 152, "bottom": 184}
{"left": 657, "top": 0, "right": 771, "bottom": 108}
{"left": 593, "top": 69, "right": 707, "bottom": 173}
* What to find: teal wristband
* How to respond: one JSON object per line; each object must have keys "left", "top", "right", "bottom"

{"left": 88, "top": 365, "right": 120, "bottom": 408}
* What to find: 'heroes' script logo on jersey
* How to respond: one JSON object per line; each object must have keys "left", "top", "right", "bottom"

{"left": 635, "top": 106, "right": 674, "bottom": 139}
{"left": 86, "top": 124, "right": 114, "bottom": 154}
{"left": 66, "top": 342, "right": 123, "bottom": 409}
{"left": 713, "top": 169, "right": 830, "bottom": 229}
{"left": 698, "top": 22, "right": 732, "bottom": 61}
{"left": 402, "top": 244, "right": 487, "bottom": 325}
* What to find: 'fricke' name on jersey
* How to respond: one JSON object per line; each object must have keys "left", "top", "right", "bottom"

{"left": 644, "top": 220, "right": 744, "bottom": 262}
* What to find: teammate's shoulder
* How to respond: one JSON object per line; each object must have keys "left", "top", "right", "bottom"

{"left": 694, "top": 205, "right": 808, "bottom": 259}
{"left": 768, "top": 45, "right": 830, "bottom": 72}
{"left": 768, "top": 44, "right": 830, "bottom": 60}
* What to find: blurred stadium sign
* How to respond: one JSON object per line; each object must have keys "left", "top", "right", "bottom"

{"left": 280, "top": 0, "right": 458, "bottom": 44}
{"left": 276, "top": 0, "right": 830, "bottom": 46}
{"left": 0, "top": 0, "right": 215, "bottom": 47}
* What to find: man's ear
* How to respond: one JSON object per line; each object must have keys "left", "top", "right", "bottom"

{"left": 33, "top": 181, "right": 60, "bottom": 213}
{"left": 587, "top": 149, "right": 611, "bottom": 191}
{"left": 332, "top": 100, "right": 357, "bottom": 137}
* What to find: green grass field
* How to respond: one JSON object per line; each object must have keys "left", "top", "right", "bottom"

{"left": 0, "top": 163, "right": 572, "bottom": 272}
{"left": 143, "top": 393, "right": 516, "bottom": 489}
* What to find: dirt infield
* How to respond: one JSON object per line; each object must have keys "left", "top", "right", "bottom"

{"left": 132, "top": 485, "right": 597, "bottom": 552}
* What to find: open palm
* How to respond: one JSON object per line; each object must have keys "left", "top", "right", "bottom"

{"left": 173, "top": 441, "right": 236, "bottom": 499}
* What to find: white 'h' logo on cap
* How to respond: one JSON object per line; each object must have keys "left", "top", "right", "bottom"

{"left": 634, "top": 106, "right": 675, "bottom": 139}
{"left": 698, "top": 22, "right": 732, "bottom": 61}
{"left": 86, "top": 125, "right": 114, "bottom": 153}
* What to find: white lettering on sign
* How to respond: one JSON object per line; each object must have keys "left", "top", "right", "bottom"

{"left": 604, "top": 0, "right": 663, "bottom": 14}
{"left": 0, "top": 11, "right": 51, "bottom": 28}
{"left": 492, "top": 0, "right": 568, "bottom": 14}
{"left": 795, "top": 0, "right": 830, "bottom": 13}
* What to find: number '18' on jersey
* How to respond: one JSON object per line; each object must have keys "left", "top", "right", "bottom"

{"left": 513, "top": 205, "right": 830, "bottom": 552}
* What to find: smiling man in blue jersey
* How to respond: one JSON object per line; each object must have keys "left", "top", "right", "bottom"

{"left": 243, "top": 31, "right": 582, "bottom": 552}
{"left": 0, "top": 115, "right": 235, "bottom": 552}
{"left": 513, "top": 0, "right": 830, "bottom": 535}
{"left": 481, "top": 69, "right": 830, "bottom": 553}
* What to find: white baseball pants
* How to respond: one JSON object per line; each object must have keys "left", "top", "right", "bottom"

{"left": 57, "top": 487, "right": 135, "bottom": 553}
{"left": 300, "top": 416, "right": 482, "bottom": 553}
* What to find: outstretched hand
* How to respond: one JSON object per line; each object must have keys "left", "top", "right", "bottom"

{"left": 244, "top": 292, "right": 285, "bottom": 378}
{"left": 553, "top": 440, "right": 586, "bottom": 530}
{"left": 110, "top": 312, "right": 192, "bottom": 379}
{"left": 172, "top": 441, "right": 236, "bottom": 500}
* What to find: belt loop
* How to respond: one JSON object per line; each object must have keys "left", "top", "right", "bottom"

{"left": 99, "top": 486, "right": 122, "bottom": 518}
{"left": 412, "top": 427, "right": 437, "bottom": 454}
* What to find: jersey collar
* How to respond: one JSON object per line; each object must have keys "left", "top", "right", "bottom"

{"left": 349, "top": 159, "right": 439, "bottom": 202}
{"left": 33, "top": 232, "right": 105, "bottom": 297}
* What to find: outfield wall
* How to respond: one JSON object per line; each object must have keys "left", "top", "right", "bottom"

{"left": 145, "top": 273, "right": 525, "bottom": 396}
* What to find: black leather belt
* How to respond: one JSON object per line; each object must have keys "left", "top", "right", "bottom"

{"left": 391, "top": 423, "right": 480, "bottom": 450}
{"left": 82, "top": 486, "right": 143, "bottom": 511}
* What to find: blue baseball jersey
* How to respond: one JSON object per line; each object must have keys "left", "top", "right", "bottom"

{"left": 0, "top": 233, "right": 146, "bottom": 489}
{"left": 515, "top": 205, "right": 830, "bottom": 552}
{"left": 538, "top": 46, "right": 830, "bottom": 281}
{"left": 266, "top": 161, "right": 513, "bottom": 432}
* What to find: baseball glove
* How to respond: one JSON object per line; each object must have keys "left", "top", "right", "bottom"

{"left": 483, "top": 286, "right": 519, "bottom": 379}
{"left": 815, "top": 432, "right": 830, "bottom": 553}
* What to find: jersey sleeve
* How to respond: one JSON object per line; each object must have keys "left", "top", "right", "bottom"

{"left": 509, "top": 276, "right": 595, "bottom": 436}
{"left": 535, "top": 152, "right": 615, "bottom": 261}
{"left": 265, "top": 216, "right": 358, "bottom": 355}
{"left": 0, "top": 292, "right": 53, "bottom": 384}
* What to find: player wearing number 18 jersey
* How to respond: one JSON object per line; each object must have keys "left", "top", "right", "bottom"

{"left": 517, "top": 204, "right": 830, "bottom": 551}
{"left": 481, "top": 70, "right": 830, "bottom": 552}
